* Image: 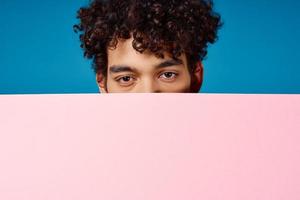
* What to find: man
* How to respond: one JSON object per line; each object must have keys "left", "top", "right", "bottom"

{"left": 74, "top": 0, "right": 221, "bottom": 93}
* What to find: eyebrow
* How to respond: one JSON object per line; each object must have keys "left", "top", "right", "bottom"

{"left": 109, "top": 59, "right": 183, "bottom": 74}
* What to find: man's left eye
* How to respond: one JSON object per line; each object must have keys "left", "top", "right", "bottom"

{"left": 160, "top": 72, "right": 178, "bottom": 80}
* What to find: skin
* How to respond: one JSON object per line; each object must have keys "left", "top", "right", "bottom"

{"left": 96, "top": 37, "right": 203, "bottom": 93}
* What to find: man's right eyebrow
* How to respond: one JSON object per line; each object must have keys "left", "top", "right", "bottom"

{"left": 109, "top": 65, "right": 137, "bottom": 73}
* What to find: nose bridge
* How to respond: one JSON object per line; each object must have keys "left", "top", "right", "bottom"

{"left": 140, "top": 77, "right": 160, "bottom": 93}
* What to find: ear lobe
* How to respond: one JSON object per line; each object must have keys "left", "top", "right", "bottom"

{"left": 190, "top": 61, "right": 204, "bottom": 93}
{"left": 96, "top": 73, "right": 108, "bottom": 93}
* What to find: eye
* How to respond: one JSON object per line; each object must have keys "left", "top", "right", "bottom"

{"left": 116, "top": 76, "right": 135, "bottom": 85}
{"left": 159, "top": 72, "right": 178, "bottom": 81}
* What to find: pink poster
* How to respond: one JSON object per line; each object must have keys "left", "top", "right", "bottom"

{"left": 0, "top": 94, "right": 299, "bottom": 200}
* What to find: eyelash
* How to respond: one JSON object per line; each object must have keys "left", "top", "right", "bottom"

{"left": 115, "top": 72, "right": 178, "bottom": 84}
{"left": 116, "top": 72, "right": 178, "bottom": 83}
{"left": 160, "top": 72, "right": 178, "bottom": 80}
{"left": 116, "top": 76, "right": 135, "bottom": 83}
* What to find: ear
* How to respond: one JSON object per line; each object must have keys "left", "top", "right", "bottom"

{"left": 96, "top": 73, "right": 108, "bottom": 93}
{"left": 190, "top": 61, "right": 204, "bottom": 93}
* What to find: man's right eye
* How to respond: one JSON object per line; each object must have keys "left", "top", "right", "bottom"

{"left": 116, "top": 76, "right": 135, "bottom": 85}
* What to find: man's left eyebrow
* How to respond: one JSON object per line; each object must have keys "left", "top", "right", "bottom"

{"left": 155, "top": 59, "right": 183, "bottom": 69}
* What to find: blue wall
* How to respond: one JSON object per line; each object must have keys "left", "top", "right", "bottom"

{"left": 0, "top": 0, "right": 299, "bottom": 94}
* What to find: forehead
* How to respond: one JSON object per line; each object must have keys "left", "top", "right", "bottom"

{"left": 107, "top": 37, "right": 187, "bottom": 71}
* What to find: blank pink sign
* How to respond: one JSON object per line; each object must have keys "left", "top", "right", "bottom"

{"left": 0, "top": 94, "right": 299, "bottom": 200}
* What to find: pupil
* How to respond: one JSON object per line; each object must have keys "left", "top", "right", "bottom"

{"left": 123, "top": 77, "right": 130, "bottom": 81}
{"left": 166, "top": 72, "right": 172, "bottom": 78}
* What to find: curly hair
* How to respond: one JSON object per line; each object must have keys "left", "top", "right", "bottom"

{"left": 73, "top": 0, "right": 222, "bottom": 77}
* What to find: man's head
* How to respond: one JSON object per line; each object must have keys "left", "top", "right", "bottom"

{"left": 74, "top": 0, "right": 221, "bottom": 93}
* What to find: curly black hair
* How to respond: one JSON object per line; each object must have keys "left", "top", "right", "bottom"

{"left": 73, "top": 0, "right": 222, "bottom": 77}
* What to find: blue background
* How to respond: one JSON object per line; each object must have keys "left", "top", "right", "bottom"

{"left": 0, "top": 0, "right": 299, "bottom": 94}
